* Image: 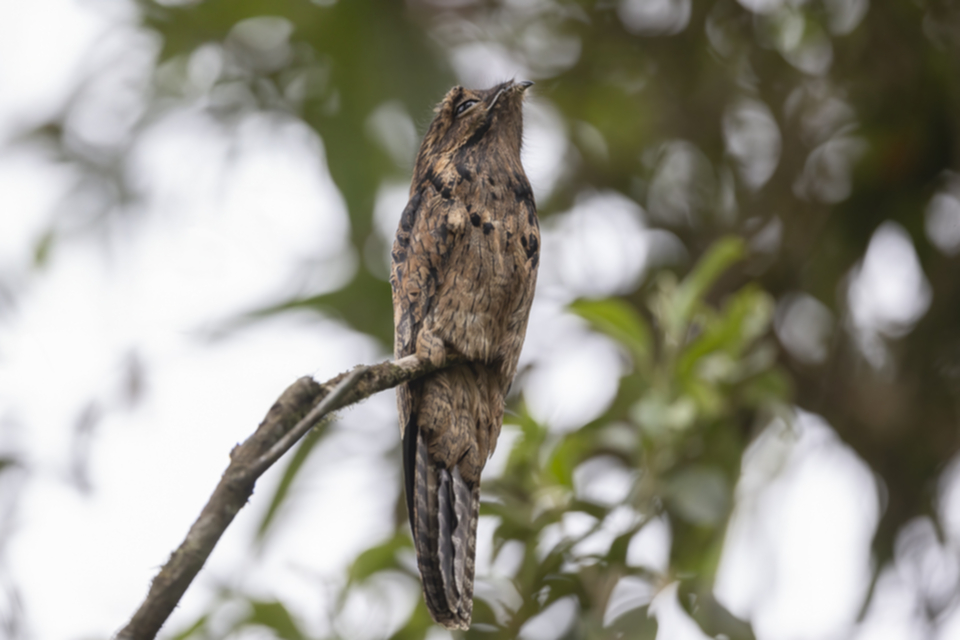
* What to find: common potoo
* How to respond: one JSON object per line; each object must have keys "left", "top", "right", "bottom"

{"left": 390, "top": 80, "right": 540, "bottom": 629}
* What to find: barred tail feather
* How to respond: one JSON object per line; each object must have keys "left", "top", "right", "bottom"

{"left": 403, "top": 419, "right": 479, "bottom": 630}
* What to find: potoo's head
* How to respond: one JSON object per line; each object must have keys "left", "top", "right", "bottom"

{"left": 415, "top": 80, "right": 533, "bottom": 167}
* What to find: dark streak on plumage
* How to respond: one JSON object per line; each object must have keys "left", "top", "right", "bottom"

{"left": 400, "top": 190, "right": 422, "bottom": 234}
{"left": 461, "top": 113, "right": 493, "bottom": 149}
{"left": 402, "top": 410, "right": 419, "bottom": 525}
{"left": 513, "top": 180, "right": 533, "bottom": 204}
{"left": 426, "top": 169, "right": 442, "bottom": 192}
{"left": 455, "top": 160, "right": 473, "bottom": 182}
{"left": 525, "top": 234, "right": 538, "bottom": 260}
{"left": 525, "top": 200, "right": 538, "bottom": 228}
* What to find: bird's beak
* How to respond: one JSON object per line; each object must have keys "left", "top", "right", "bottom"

{"left": 490, "top": 80, "right": 534, "bottom": 109}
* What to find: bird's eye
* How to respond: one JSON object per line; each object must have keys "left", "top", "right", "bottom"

{"left": 455, "top": 99, "right": 478, "bottom": 116}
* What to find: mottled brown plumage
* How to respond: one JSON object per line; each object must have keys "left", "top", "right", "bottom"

{"left": 390, "top": 80, "right": 540, "bottom": 629}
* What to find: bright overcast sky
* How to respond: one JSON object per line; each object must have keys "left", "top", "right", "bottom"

{"left": 0, "top": 2, "right": 956, "bottom": 640}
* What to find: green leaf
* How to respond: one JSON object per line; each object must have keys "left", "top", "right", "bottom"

{"left": 387, "top": 599, "right": 435, "bottom": 640}
{"left": 677, "top": 583, "right": 755, "bottom": 640}
{"left": 495, "top": 407, "right": 548, "bottom": 495}
{"left": 608, "top": 526, "right": 644, "bottom": 566}
{"left": 169, "top": 614, "right": 208, "bottom": 640}
{"left": 663, "top": 466, "right": 730, "bottom": 526}
{"left": 569, "top": 298, "right": 653, "bottom": 369}
{"left": 245, "top": 600, "right": 306, "bottom": 640}
{"left": 666, "top": 236, "right": 745, "bottom": 338}
{"left": 348, "top": 533, "right": 410, "bottom": 583}
{"left": 540, "top": 573, "right": 588, "bottom": 610}
{"left": 740, "top": 368, "right": 792, "bottom": 407}
{"left": 546, "top": 432, "right": 589, "bottom": 489}
{"left": 631, "top": 392, "right": 697, "bottom": 437}
{"left": 466, "top": 596, "right": 505, "bottom": 636}
{"left": 677, "top": 284, "right": 775, "bottom": 379}
{"left": 681, "top": 377, "right": 726, "bottom": 420}
{"left": 606, "top": 604, "right": 658, "bottom": 639}
{"left": 567, "top": 499, "right": 610, "bottom": 520}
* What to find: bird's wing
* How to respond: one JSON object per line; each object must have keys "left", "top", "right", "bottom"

{"left": 391, "top": 186, "right": 479, "bottom": 630}
{"left": 390, "top": 186, "right": 463, "bottom": 356}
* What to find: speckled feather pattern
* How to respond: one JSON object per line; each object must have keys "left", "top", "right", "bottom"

{"left": 391, "top": 81, "right": 539, "bottom": 630}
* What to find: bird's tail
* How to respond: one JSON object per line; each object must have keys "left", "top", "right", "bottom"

{"left": 403, "top": 415, "right": 480, "bottom": 630}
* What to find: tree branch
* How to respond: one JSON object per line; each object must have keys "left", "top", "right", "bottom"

{"left": 115, "top": 354, "right": 455, "bottom": 640}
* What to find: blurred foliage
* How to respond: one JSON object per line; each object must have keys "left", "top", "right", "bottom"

{"left": 19, "top": 0, "right": 960, "bottom": 636}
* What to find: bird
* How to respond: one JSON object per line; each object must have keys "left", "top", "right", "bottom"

{"left": 390, "top": 80, "right": 540, "bottom": 630}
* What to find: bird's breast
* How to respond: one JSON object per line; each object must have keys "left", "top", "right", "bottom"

{"left": 428, "top": 195, "right": 537, "bottom": 363}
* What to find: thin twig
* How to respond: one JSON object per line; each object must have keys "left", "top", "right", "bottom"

{"left": 115, "top": 354, "right": 458, "bottom": 640}
{"left": 248, "top": 366, "right": 367, "bottom": 477}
